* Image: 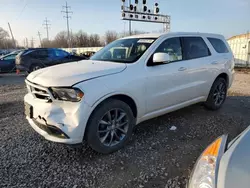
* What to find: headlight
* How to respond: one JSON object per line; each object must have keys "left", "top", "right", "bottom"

{"left": 188, "top": 135, "right": 227, "bottom": 188}
{"left": 51, "top": 87, "right": 84, "bottom": 102}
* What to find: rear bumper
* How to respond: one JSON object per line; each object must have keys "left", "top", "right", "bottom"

{"left": 16, "top": 64, "right": 29, "bottom": 71}
{"left": 228, "top": 69, "right": 235, "bottom": 89}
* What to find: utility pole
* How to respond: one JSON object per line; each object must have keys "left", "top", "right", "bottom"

{"left": 30, "top": 37, "right": 34, "bottom": 48}
{"left": 26, "top": 38, "right": 28, "bottom": 48}
{"left": 8, "top": 22, "right": 16, "bottom": 48}
{"left": 128, "top": 0, "right": 131, "bottom": 35}
{"left": 123, "top": 21, "right": 126, "bottom": 37}
{"left": 43, "top": 17, "right": 50, "bottom": 41}
{"left": 62, "top": 1, "right": 73, "bottom": 48}
{"left": 37, "top": 31, "right": 42, "bottom": 47}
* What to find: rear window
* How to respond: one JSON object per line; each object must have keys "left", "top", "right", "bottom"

{"left": 55, "top": 49, "right": 69, "bottom": 57}
{"left": 30, "top": 50, "right": 48, "bottom": 58}
{"left": 208, "top": 38, "right": 229, "bottom": 53}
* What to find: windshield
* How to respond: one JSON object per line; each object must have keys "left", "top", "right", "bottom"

{"left": 90, "top": 38, "right": 156, "bottom": 63}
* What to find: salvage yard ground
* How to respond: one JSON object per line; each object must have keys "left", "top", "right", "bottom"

{"left": 1, "top": 71, "right": 250, "bottom": 188}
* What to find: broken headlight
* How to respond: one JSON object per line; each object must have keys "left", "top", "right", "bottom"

{"left": 50, "top": 87, "right": 84, "bottom": 102}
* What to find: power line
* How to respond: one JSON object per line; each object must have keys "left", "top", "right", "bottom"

{"left": 16, "top": 0, "right": 29, "bottom": 20}
{"left": 43, "top": 17, "right": 50, "bottom": 40}
{"left": 61, "top": 1, "right": 73, "bottom": 48}
{"left": 37, "top": 31, "right": 42, "bottom": 47}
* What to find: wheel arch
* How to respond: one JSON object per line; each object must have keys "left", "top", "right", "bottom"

{"left": 215, "top": 72, "right": 229, "bottom": 87}
{"left": 90, "top": 93, "right": 138, "bottom": 119}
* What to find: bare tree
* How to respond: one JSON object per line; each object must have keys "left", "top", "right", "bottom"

{"left": 35, "top": 29, "right": 149, "bottom": 49}
{"left": 0, "top": 27, "right": 18, "bottom": 49}
{"left": 53, "top": 31, "right": 68, "bottom": 48}
{"left": 104, "top": 30, "right": 118, "bottom": 44}
{"left": 89, "top": 34, "right": 101, "bottom": 47}
{"left": 72, "top": 30, "right": 89, "bottom": 47}
{"left": 41, "top": 39, "right": 53, "bottom": 48}
{"left": 0, "top": 27, "right": 9, "bottom": 41}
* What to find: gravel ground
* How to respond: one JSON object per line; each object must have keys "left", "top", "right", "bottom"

{"left": 1, "top": 72, "right": 250, "bottom": 188}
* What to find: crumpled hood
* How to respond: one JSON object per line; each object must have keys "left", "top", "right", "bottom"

{"left": 27, "top": 60, "right": 126, "bottom": 87}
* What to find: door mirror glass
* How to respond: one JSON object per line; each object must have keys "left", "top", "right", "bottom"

{"left": 153, "top": 52, "right": 171, "bottom": 63}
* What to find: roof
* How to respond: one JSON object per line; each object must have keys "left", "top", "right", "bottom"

{"left": 25, "top": 48, "right": 58, "bottom": 50}
{"left": 228, "top": 33, "right": 250, "bottom": 41}
{"left": 121, "top": 32, "right": 225, "bottom": 39}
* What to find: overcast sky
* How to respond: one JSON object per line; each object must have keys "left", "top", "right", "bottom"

{"left": 0, "top": 0, "right": 249, "bottom": 46}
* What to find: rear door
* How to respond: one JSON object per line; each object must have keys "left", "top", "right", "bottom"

{"left": 181, "top": 36, "right": 213, "bottom": 98}
{"left": 30, "top": 49, "right": 49, "bottom": 67}
{"left": 54, "top": 49, "right": 71, "bottom": 64}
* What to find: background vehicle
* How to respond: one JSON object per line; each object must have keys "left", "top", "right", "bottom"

{"left": 0, "top": 50, "right": 23, "bottom": 73}
{"left": 16, "top": 48, "right": 87, "bottom": 73}
{"left": 0, "top": 49, "right": 11, "bottom": 57}
{"left": 81, "top": 51, "right": 96, "bottom": 58}
{"left": 24, "top": 32, "right": 234, "bottom": 154}
{"left": 188, "top": 125, "right": 250, "bottom": 188}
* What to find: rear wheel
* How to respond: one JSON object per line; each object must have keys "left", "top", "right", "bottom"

{"left": 86, "top": 99, "right": 135, "bottom": 154}
{"left": 29, "top": 64, "right": 42, "bottom": 73}
{"left": 205, "top": 77, "right": 227, "bottom": 110}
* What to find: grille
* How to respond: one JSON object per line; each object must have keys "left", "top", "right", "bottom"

{"left": 26, "top": 80, "right": 52, "bottom": 100}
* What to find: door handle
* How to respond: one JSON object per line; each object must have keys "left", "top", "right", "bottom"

{"left": 178, "top": 67, "right": 187, "bottom": 71}
{"left": 211, "top": 61, "right": 218, "bottom": 65}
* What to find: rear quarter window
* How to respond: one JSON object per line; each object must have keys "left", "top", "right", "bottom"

{"left": 207, "top": 37, "right": 229, "bottom": 53}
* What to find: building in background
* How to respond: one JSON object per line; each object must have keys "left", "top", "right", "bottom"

{"left": 228, "top": 33, "right": 250, "bottom": 68}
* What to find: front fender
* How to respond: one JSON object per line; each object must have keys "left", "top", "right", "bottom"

{"left": 74, "top": 77, "right": 144, "bottom": 120}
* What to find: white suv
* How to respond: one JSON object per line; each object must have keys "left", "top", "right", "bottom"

{"left": 24, "top": 32, "right": 234, "bottom": 153}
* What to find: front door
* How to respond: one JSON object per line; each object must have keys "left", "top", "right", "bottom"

{"left": 0, "top": 54, "right": 16, "bottom": 72}
{"left": 145, "top": 37, "right": 193, "bottom": 114}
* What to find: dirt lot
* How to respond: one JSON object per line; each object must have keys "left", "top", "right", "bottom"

{"left": 1, "top": 72, "right": 250, "bottom": 188}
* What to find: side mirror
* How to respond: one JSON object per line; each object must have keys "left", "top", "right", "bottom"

{"left": 153, "top": 52, "right": 171, "bottom": 64}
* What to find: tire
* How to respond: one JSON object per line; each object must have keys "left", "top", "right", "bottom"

{"left": 86, "top": 99, "right": 135, "bottom": 154}
{"left": 29, "top": 64, "right": 42, "bottom": 73}
{"left": 204, "top": 77, "right": 227, "bottom": 110}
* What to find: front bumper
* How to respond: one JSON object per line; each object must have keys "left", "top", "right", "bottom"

{"left": 24, "top": 93, "right": 93, "bottom": 144}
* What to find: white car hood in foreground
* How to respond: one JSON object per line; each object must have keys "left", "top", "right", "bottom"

{"left": 27, "top": 60, "right": 126, "bottom": 87}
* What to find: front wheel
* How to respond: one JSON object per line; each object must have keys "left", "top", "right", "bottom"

{"left": 86, "top": 99, "right": 135, "bottom": 154}
{"left": 205, "top": 77, "right": 227, "bottom": 110}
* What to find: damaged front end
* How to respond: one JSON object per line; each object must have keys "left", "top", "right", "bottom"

{"left": 24, "top": 80, "right": 90, "bottom": 144}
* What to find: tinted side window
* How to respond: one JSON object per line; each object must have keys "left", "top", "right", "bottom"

{"left": 155, "top": 37, "right": 183, "bottom": 62}
{"left": 37, "top": 50, "right": 48, "bottom": 58}
{"left": 29, "top": 51, "right": 38, "bottom": 58}
{"left": 48, "top": 49, "right": 56, "bottom": 59}
{"left": 182, "top": 37, "right": 210, "bottom": 60}
{"left": 29, "top": 50, "right": 48, "bottom": 58}
{"left": 55, "top": 49, "right": 69, "bottom": 57}
{"left": 208, "top": 38, "right": 229, "bottom": 53}
{"left": 3, "top": 54, "right": 16, "bottom": 60}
